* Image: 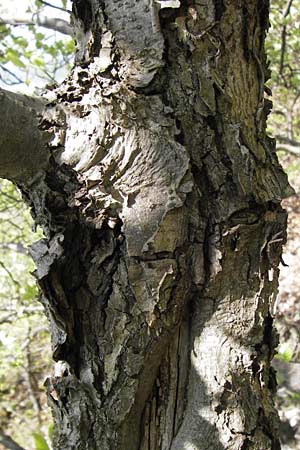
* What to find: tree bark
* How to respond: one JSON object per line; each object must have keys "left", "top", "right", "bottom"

{"left": 0, "top": 0, "right": 293, "bottom": 449}
{"left": 0, "top": 88, "right": 50, "bottom": 183}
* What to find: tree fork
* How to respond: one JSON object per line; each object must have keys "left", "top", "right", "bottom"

{"left": 0, "top": 0, "right": 293, "bottom": 449}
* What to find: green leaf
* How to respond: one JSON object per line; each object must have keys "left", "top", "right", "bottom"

{"left": 276, "top": 343, "right": 293, "bottom": 363}
{"left": 12, "top": 36, "right": 28, "bottom": 48}
{"left": 5, "top": 49, "right": 25, "bottom": 68}
{"left": 32, "top": 57, "right": 45, "bottom": 68}
{"left": 32, "top": 432, "right": 51, "bottom": 450}
{"left": 64, "top": 39, "right": 75, "bottom": 54}
{"left": 48, "top": 424, "right": 54, "bottom": 441}
{"left": 35, "top": 32, "right": 45, "bottom": 41}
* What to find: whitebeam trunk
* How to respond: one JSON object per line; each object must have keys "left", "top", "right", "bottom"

{"left": 3, "top": 0, "right": 292, "bottom": 449}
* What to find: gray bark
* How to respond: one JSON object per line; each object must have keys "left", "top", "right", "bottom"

{"left": 0, "top": 0, "right": 293, "bottom": 449}
{"left": 0, "top": 89, "right": 50, "bottom": 183}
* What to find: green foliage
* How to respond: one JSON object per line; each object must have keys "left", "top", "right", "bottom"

{"left": 4, "top": 48, "right": 26, "bottom": 68}
{"left": 266, "top": 0, "right": 300, "bottom": 146}
{"left": 0, "top": 0, "right": 73, "bottom": 91}
{"left": 267, "top": 0, "right": 300, "bottom": 90}
{"left": 288, "top": 391, "right": 300, "bottom": 406}
{"left": 33, "top": 431, "right": 51, "bottom": 450}
{"left": 0, "top": 180, "right": 52, "bottom": 449}
{"left": 276, "top": 343, "right": 294, "bottom": 363}
{"left": 48, "top": 423, "right": 54, "bottom": 441}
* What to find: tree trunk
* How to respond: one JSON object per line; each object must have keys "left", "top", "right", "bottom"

{"left": 0, "top": 1, "right": 293, "bottom": 449}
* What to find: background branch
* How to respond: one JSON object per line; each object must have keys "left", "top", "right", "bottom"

{"left": 280, "top": 0, "right": 294, "bottom": 76}
{"left": 0, "top": 431, "right": 27, "bottom": 450}
{"left": 0, "top": 242, "right": 28, "bottom": 255}
{"left": 38, "top": 0, "right": 72, "bottom": 14}
{"left": 0, "top": 13, "right": 72, "bottom": 35}
{"left": 276, "top": 144, "right": 300, "bottom": 155}
{"left": 276, "top": 135, "right": 300, "bottom": 147}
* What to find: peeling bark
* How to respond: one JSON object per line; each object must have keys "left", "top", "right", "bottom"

{"left": 0, "top": 0, "right": 293, "bottom": 449}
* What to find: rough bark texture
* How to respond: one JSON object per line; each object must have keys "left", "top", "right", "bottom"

{"left": 1, "top": 0, "right": 293, "bottom": 449}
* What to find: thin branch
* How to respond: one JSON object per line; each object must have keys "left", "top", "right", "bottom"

{"left": 0, "top": 242, "right": 28, "bottom": 255}
{"left": 292, "top": 91, "right": 300, "bottom": 108}
{"left": 275, "top": 134, "right": 300, "bottom": 155}
{"left": 0, "top": 431, "right": 27, "bottom": 450}
{"left": 0, "top": 204, "right": 22, "bottom": 213}
{"left": 0, "top": 190, "right": 22, "bottom": 203}
{"left": 0, "top": 14, "right": 72, "bottom": 35}
{"left": 272, "top": 109, "right": 287, "bottom": 117}
{"left": 34, "top": 14, "right": 72, "bottom": 35}
{"left": 5, "top": 219, "right": 24, "bottom": 232}
{"left": 279, "top": 0, "right": 294, "bottom": 76}
{"left": 23, "top": 329, "right": 42, "bottom": 419}
{"left": 0, "top": 65, "right": 24, "bottom": 85}
{"left": 283, "top": 0, "right": 294, "bottom": 16}
{"left": 0, "top": 312, "right": 17, "bottom": 325}
{"left": 279, "top": 28, "right": 287, "bottom": 76}
{"left": 0, "top": 306, "right": 44, "bottom": 313}
{"left": 38, "top": 0, "right": 72, "bottom": 14}
{"left": 0, "top": 260, "right": 21, "bottom": 287}
{"left": 275, "top": 135, "right": 300, "bottom": 147}
{"left": 276, "top": 144, "right": 300, "bottom": 156}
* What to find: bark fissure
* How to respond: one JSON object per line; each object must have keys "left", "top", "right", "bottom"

{"left": 172, "top": 327, "right": 181, "bottom": 440}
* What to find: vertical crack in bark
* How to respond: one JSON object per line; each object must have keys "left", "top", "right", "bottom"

{"left": 171, "top": 326, "right": 181, "bottom": 440}
{"left": 214, "top": 0, "right": 225, "bottom": 21}
{"left": 72, "top": 0, "right": 92, "bottom": 32}
{"left": 241, "top": 5, "right": 250, "bottom": 62}
{"left": 135, "top": 318, "right": 191, "bottom": 450}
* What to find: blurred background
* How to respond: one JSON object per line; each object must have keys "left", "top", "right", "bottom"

{"left": 0, "top": 1, "right": 299, "bottom": 449}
